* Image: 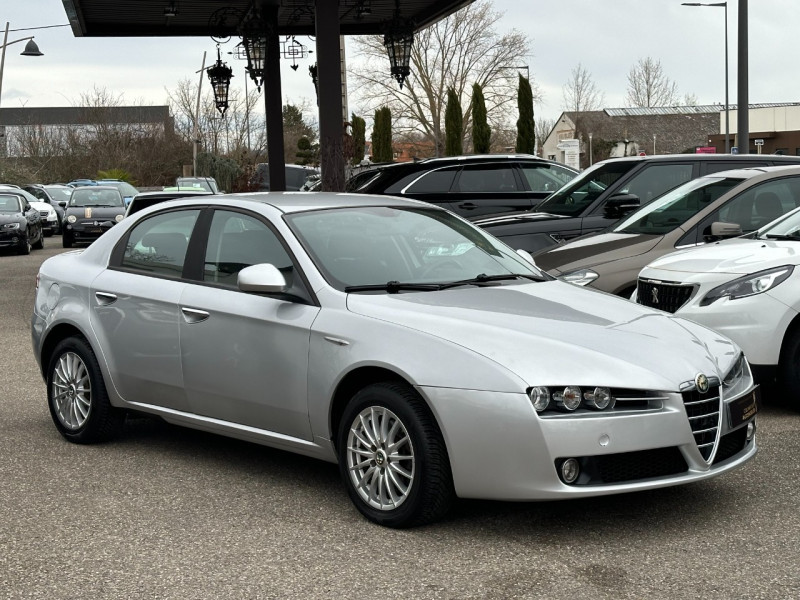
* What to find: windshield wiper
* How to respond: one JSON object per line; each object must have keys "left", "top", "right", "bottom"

{"left": 344, "top": 281, "right": 444, "bottom": 293}
{"left": 763, "top": 233, "right": 800, "bottom": 241}
{"left": 440, "top": 273, "right": 549, "bottom": 288}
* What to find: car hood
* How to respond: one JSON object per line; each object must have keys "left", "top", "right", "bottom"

{"left": 65, "top": 206, "right": 125, "bottom": 219}
{"left": 30, "top": 201, "right": 54, "bottom": 214}
{"left": 534, "top": 232, "right": 663, "bottom": 274}
{"left": 346, "top": 281, "right": 738, "bottom": 390}
{"left": 471, "top": 211, "right": 569, "bottom": 227}
{"left": 644, "top": 237, "right": 800, "bottom": 275}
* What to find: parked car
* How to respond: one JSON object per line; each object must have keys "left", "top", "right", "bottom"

{"left": 176, "top": 176, "right": 221, "bottom": 193}
{"left": 95, "top": 180, "right": 139, "bottom": 206}
{"left": 351, "top": 155, "right": 578, "bottom": 218}
{"left": 22, "top": 184, "right": 71, "bottom": 231}
{"left": 61, "top": 185, "right": 126, "bottom": 247}
{"left": 474, "top": 154, "right": 800, "bottom": 253}
{"left": 32, "top": 192, "right": 758, "bottom": 527}
{"left": 125, "top": 190, "right": 213, "bottom": 218}
{"left": 0, "top": 189, "right": 44, "bottom": 254}
{"left": 251, "top": 163, "right": 319, "bottom": 191}
{"left": 29, "top": 201, "right": 59, "bottom": 236}
{"left": 634, "top": 205, "right": 800, "bottom": 398}
{"left": 533, "top": 165, "right": 800, "bottom": 297}
{"left": 66, "top": 179, "right": 98, "bottom": 188}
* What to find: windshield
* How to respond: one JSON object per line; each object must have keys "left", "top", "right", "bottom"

{"left": 612, "top": 177, "right": 743, "bottom": 235}
{"left": 177, "top": 178, "right": 218, "bottom": 193}
{"left": 45, "top": 186, "right": 73, "bottom": 201}
{"left": 69, "top": 188, "right": 124, "bottom": 207}
{"left": 759, "top": 206, "right": 800, "bottom": 239}
{"left": 0, "top": 194, "right": 22, "bottom": 213}
{"left": 286, "top": 206, "right": 544, "bottom": 291}
{"left": 534, "top": 160, "right": 637, "bottom": 217}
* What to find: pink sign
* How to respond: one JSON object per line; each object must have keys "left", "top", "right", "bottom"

{"left": 696, "top": 146, "right": 717, "bottom": 154}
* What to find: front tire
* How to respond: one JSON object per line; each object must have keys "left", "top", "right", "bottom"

{"left": 337, "top": 382, "right": 454, "bottom": 527}
{"left": 46, "top": 336, "right": 125, "bottom": 443}
{"left": 62, "top": 231, "right": 73, "bottom": 248}
{"left": 32, "top": 231, "right": 44, "bottom": 250}
{"left": 17, "top": 234, "right": 30, "bottom": 255}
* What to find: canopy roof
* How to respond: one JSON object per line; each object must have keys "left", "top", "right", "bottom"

{"left": 60, "top": 0, "right": 475, "bottom": 37}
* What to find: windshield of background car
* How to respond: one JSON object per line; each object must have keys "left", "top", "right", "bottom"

{"left": 534, "top": 160, "right": 638, "bottom": 216}
{"left": 286, "top": 206, "right": 543, "bottom": 291}
{"left": 759, "top": 205, "right": 800, "bottom": 238}
{"left": 45, "top": 186, "right": 72, "bottom": 202}
{"left": 613, "top": 177, "right": 743, "bottom": 235}
{"left": 69, "top": 188, "right": 124, "bottom": 207}
{"left": 0, "top": 194, "right": 22, "bottom": 213}
{"left": 109, "top": 182, "right": 139, "bottom": 197}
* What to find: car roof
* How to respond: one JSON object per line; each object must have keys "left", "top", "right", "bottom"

{"left": 594, "top": 153, "right": 800, "bottom": 166}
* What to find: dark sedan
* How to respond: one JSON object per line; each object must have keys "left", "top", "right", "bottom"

{"left": 0, "top": 191, "right": 44, "bottom": 255}
{"left": 62, "top": 186, "right": 126, "bottom": 247}
{"left": 351, "top": 155, "right": 578, "bottom": 218}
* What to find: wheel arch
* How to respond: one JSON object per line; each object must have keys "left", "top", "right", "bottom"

{"left": 39, "top": 323, "right": 89, "bottom": 379}
{"left": 778, "top": 311, "right": 800, "bottom": 368}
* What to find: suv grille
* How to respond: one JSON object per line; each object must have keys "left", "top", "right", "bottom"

{"left": 637, "top": 278, "right": 696, "bottom": 313}
{"left": 38, "top": 210, "right": 49, "bottom": 218}
{"left": 682, "top": 384, "right": 721, "bottom": 462}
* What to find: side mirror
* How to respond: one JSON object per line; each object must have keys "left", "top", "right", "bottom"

{"left": 710, "top": 221, "right": 743, "bottom": 238}
{"left": 516, "top": 248, "right": 537, "bottom": 265}
{"left": 238, "top": 263, "right": 287, "bottom": 294}
{"left": 58, "top": 201, "right": 67, "bottom": 208}
{"left": 604, "top": 193, "right": 640, "bottom": 219}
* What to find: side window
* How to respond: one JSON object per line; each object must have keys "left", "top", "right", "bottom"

{"left": 520, "top": 164, "right": 575, "bottom": 192}
{"left": 121, "top": 210, "right": 200, "bottom": 277}
{"left": 703, "top": 161, "right": 765, "bottom": 175}
{"left": 618, "top": 164, "right": 694, "bottom": 206}
{"left": 697, "top": 178, "right": 800, "bottom": 241}
{"left": 405, "top": 168, "right": 458, "bottom": 193}
{"left": 204, "top": 210, "right": 294, "bottom": 288}
{"left": 456, "top": 165, "right": 519, "bottom": 192}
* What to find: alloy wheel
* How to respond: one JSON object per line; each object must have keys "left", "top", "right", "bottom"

{"left": 51, "top": 352, "right": 92, "bottom": 430}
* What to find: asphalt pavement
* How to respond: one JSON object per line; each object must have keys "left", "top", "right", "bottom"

{"left": 1, "top": 237, "right": 799, "bottom": 599}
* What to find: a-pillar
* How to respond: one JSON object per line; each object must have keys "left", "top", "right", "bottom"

{"left": 315, "top": 0, "right": 345, "bottom": 191}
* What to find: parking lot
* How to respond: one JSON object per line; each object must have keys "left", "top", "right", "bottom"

{"left": 2, "top": 239, "right": 800, "bottom": 599}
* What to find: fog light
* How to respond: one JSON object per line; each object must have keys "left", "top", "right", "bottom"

{"left": 746, "top": 419, "right": 757, "bottom": 441}
{"left": 561, "top": 458, "right": 580, "bottom": 484}
{"left": 554, "top": 386, "right": 582, "bottom": 411}
{"left": 585, "top": 387, "right": 613, "bottom": 410}
{"left": 529, "top": 386, "right": 550, "bottom": 412}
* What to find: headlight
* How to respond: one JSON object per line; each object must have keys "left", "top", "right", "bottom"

{"left": 529, "top": 387, "right": 550, "bottom": 412}
{"left": 115, "top": 214, "right": 124, "bottom": 223}
{"left": 67, "top": 215, "right": 77, "bottom": 223}
{"left": 561, "top": 268, "right": 599, "bottom": 286}
{"left": 553, "top": 386, "right": 582, "bottom": 411}
{"left": 700, "top": 265, "right": 794, "bottom": 306}
{"left": 2, "top": 222, "right": 20, "bottom": 230}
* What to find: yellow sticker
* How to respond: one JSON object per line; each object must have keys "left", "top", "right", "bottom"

{"left": 85, "top": 207, "right": 92, "bottom": 218}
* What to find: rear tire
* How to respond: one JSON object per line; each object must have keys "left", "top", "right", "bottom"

{"left": 337, "top": 382, "right": 455, "bottom": 528}
{"left": 46, "top": 336, "right": 125, "bottom": 443}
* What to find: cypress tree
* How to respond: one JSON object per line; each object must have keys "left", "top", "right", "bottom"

{"left": 516, "top": 74, "right": 536, "bottom": 154}
{"left": 471, "top": 83, "right": 491, "bottom": 154}
{"left": 372, "top": 108, "right": 393, "bottom": 163}
{"left": 445, "top": 88, "right": 463, "bottom": 156}
{"left": 351, "top": 114, "right": 366, "bottom": 165}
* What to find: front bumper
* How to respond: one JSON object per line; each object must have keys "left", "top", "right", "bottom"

{"left": 421, "top": 383, "right": 757, "bottom": 501}
{"left": 0, "top": 230, "right": 23, "bottom": 248}
{"left": 65, "top": 222, "right": 116, "bottom": 241}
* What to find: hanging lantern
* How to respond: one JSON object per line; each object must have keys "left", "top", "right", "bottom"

{"left": 207, "top": 47, "right": 234, "bottom": 115}
{"left": 383, "top": 2, "right": 414, "bottom": 89}
{"left": 241, "top": 35, "right": 267, "bottom": 91}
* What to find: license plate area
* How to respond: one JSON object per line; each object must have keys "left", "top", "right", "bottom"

{"left": 728, "top": 386, "right": 760, "bottom": 429}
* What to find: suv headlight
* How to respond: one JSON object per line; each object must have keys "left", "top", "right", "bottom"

{"left": 2, "top": 222, "right": 20, "bottom": 230}
{"left": 700, "top": 265, "right": 794, "bottom": 306}
{"left": 561, "top": 268, "right": 599, "bottom": 286}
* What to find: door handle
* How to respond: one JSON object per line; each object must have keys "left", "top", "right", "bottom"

{"left": 458, "top": 202, "right": 478, "bottom": 209}
{"left": 181, "top": 307, "right": 210, "bottom": 324}
{"left": 94, "top": 292, "right": 117, "bottom": 305}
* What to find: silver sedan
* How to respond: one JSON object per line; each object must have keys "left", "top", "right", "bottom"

{"left": 31, "top": 193, "right": 759, "bottom": 527}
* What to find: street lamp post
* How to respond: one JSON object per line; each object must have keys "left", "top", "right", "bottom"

{"left": 682, "top": 2, "right": 729, "bottom": 153}
{"left": 588, "top": 132, "right": 593, "bottom": 166}
{"left": 0, "top": 22, "right": 44, "bottom": 111}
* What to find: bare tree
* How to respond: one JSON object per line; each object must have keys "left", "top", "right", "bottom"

{"left": 349, "top": 0, "right": 531, "bottom": 156}
{"left": 625, "top": 57, "right": 680, "bottom": 108}
{"left": 562, "top": 63, "right": 604, "bottom": 143}
{"left": 535, "top": 116, "right": 556, "bottom": 155}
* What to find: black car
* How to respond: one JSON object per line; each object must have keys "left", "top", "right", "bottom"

{"left": 0, "top": 190, "right": 44, "bottom": 255}
{"left": 22, "top": 184, "right": 72, "bottom": 232}
{"left": 351, "top": 155, "right": 578, "bottom": 218}
{"left": 62, "top": 186, "right": 126, "bottom": 247}
{"left": 251, "top": 163, "right": 320, "bottom": 191}
{"left": 472, "top": 153, "right": 800, "bottom": 253}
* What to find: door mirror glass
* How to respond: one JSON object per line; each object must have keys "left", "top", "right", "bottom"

{"left": 604, "top": 193, "right": 640, "bottom": 218}
{"left": 238, "top": 263, "right": 287, "bottom": 293}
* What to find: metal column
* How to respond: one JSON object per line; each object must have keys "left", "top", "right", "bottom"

{"left": 264, "top": 4, "right": 286, "bottom": 191}
{"left": 316, "top": 0, "right": 346, "bottom": 192}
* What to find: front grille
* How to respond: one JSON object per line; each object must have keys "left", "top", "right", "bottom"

{"left": 682, "top": 385, "right": 721, "bottom": 462}
{"left": 38, "top": 210, "right": 49, "bottom": 218}
{"left": 637, "top": 278, "right": 696, "bottom": 313}
{"left": 713, "top": 426, "right": 748, "bottom": 464}
{"left": 559, "top": 447, "right": 688, "bottom": 485}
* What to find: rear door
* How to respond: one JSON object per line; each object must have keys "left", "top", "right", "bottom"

{"left": 449, "top": 163, "right": 531, "bottom": 217}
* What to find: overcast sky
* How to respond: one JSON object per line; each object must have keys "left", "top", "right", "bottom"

{"left": 2, "top": 0, "right": 799, "bottom": 126}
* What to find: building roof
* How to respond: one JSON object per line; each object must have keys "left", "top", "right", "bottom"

{"left": 60, "top": 0, "right": 477, "bottom": 37}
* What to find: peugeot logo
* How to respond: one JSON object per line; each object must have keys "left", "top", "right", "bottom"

{"left": 651, "top": 287, "right": 659, "bottom": 304}
{"left": 695, "top": 373, "right": 710, "bottom": 393}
